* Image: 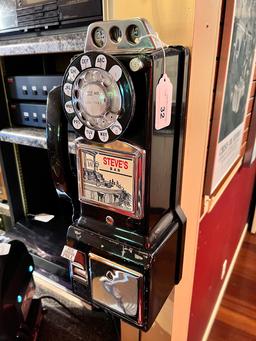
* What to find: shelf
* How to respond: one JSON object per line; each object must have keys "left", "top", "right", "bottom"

{"left": 34, "top": 271, "right": 91, "bottom": 310}
{"left": 0, "top": 127, "right": 76, "bottom": 154}
{"left": 0, "top": 28, "right": 86, "bottom": 56}
{"left": 0, "top": 202, "right": 10, "bottom": 216}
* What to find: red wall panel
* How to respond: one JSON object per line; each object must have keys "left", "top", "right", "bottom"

{"left": 188, "top": 163, "right": 256, "bottom": 341}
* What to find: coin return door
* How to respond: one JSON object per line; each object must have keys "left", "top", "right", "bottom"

{"left": 89, "top": 253, "right": 143, "bottom": 325}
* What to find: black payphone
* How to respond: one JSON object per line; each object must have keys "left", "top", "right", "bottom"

{"left": 46, "top": 18, "right": 189, "bottom": 331}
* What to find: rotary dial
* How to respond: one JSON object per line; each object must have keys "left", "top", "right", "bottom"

{"left": 72, "top": 68, "right": 121, "bottom": 130}
{"left": 62, "top": 51, "right": 135, "bottom": 143}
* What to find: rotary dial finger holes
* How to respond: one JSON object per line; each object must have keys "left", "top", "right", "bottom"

{"left": 62, "top": 51, "right": 135, "bottom": 144}
{"left": 71, "top": 68, "right": 121, "bottom": 130}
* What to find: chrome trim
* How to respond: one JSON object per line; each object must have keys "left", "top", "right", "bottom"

{"left": 76, "top": 140, "right": 145, "bottom": 219}
{"left": 89, "top": 253, "right": 143, "bottom": 276}
{"left": 84, "top": 18, "right": 162, "bottom": 53}
{"left": 73, "top": 274, "right": 88, "bottom": 286}
{"left": 73, "top": 267, "right": 87, "bottom": 278}
{"left": 72, "top": 261, "right": 85, "bottom": 270}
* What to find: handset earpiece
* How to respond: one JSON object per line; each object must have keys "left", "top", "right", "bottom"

{"left": 46, "top": 86, "right": 79, "bottom": 221}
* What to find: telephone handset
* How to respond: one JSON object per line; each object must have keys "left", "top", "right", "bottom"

{"left": 46, "top": 86, "right": 79, "bottom": 220}
{"left": 47, "top": 52, "right": 136, "bottom": 220}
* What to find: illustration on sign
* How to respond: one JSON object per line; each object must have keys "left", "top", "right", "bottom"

{"left": 79, "top": 149, "right": 134, "bottom": 212}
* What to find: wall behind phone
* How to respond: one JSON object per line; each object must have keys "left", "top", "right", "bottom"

{"left": 103, "top": 0, "right": 195, "bottom": 47}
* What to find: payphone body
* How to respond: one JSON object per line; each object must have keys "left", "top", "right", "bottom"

{"left": 47, "top": 19, "right": 189, "bottom": 330}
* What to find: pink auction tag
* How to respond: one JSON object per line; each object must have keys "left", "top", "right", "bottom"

{"left": 155, "top": 73, "right": 173, "bottom": 130}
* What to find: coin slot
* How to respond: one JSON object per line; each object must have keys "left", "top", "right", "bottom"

{"left": 92, "top": 27, "right": 107, "bottom": 48}
{"left": 126, "top": 25, "right": 140, "bottom": 44}
{"left": 109, "top": 26, "right": 122, "bottom": 43}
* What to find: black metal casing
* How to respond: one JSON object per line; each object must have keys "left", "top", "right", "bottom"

{"left": 47, "top": 41, "right": 189, "bottom": 329}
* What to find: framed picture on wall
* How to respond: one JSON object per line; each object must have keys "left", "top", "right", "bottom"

{"left": 205, "top": 0, "right": 256, "bottom": 195}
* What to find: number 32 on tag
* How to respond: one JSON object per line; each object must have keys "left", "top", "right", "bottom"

{"left": 155, "top": 73, "right": 173, "bottom": 130}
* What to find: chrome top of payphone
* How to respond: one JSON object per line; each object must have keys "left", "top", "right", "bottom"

{"left": 84, "top": 18, "right": 163, "bottom": 53}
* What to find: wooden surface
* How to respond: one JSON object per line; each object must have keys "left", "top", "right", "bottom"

{"left": 208, "top": 233, "right": 256, "bottom": 341}
{"left": 171, "top": 0, "right": 223, "bottom": 339}
{"left": 0, "top": 167, "right": 7, "bottom": 201}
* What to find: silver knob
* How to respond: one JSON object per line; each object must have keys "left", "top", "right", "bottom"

{"left": 129, "top": 57, "right": 144, "bottom": 72}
